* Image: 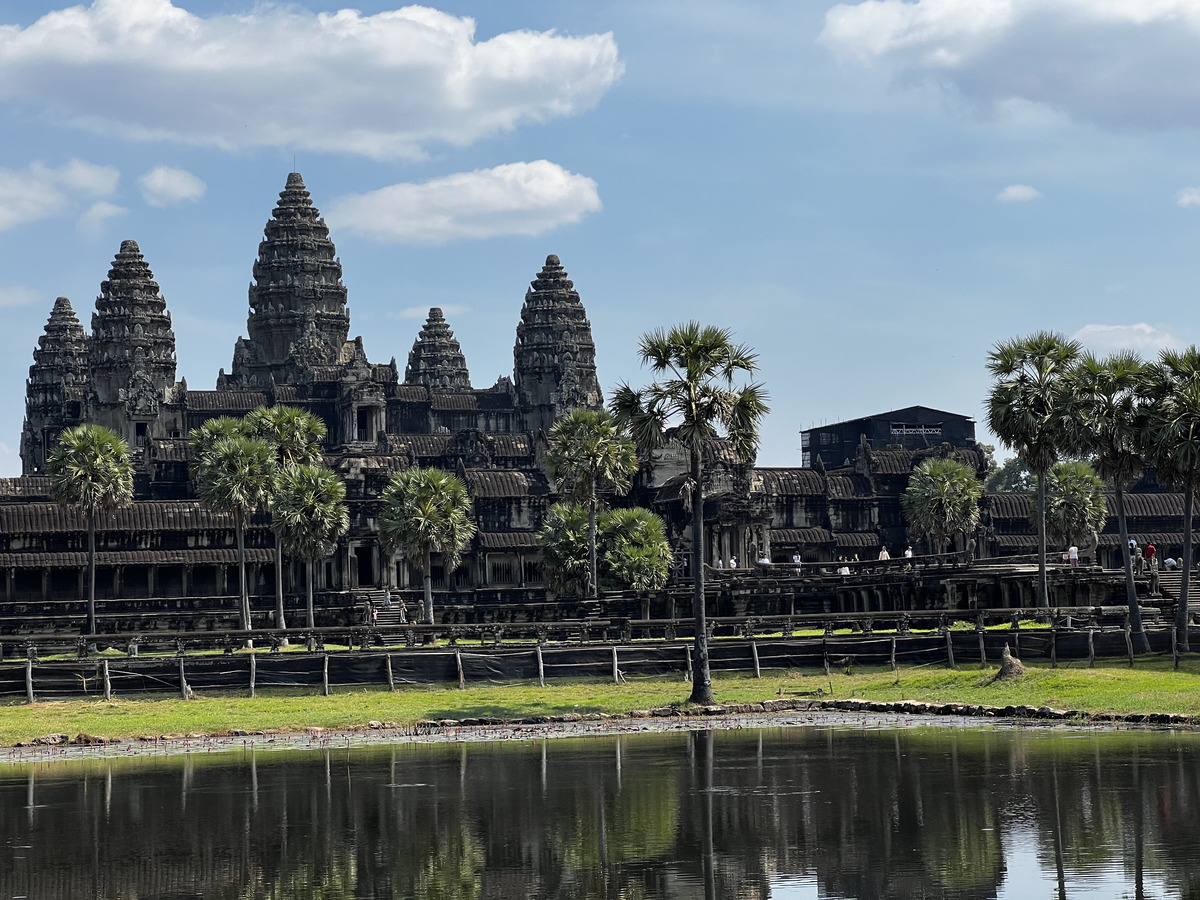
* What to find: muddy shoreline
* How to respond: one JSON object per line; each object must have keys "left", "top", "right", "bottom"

{"left": 2, "top": 696, "right": 1194, "bottom": 766}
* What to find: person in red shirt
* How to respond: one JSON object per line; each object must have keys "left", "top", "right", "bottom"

{"left": 1146, "top": 543, "right": 1157, "bottom": 562}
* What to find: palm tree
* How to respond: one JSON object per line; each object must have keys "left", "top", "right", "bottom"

{"left": 378, "top": 467, "right": 477, "bottom": 626}
{"left": 544, "top": 409, "right": 637, "bottom": 598}
{"left": 600, "top": 506, "right": 673, "bottom": 592}
{"left": 986, "top": 332, "right": 1080, "bottom": 608}
{"left": 610, "top": 322, "right": 769, "bottom": 706}
{"left": 1060, "top": 352, "right": 1148, "bottom": 648}
{"left": 191, "top": 428, "right": 275, "bottom": 633}
{"left": 272, "top": 464, "right": 349, "bottom": 630}
{"left": 900, "top": 458, "right": 982, "bottom": 555}
{"left": 1040, "top": 461, "right": 1107, "bottom": 549}
{"left": 538, "top": 502, "right": 593, "bottom": 597}
{"left": 245, "top": 405, "right": 326, "bottom": 635}
{"left": 46, "top": 425, "right": 134, "bottom": 638}
{"left": 1139, "top": 347, "right": 1200, "bottom": 653}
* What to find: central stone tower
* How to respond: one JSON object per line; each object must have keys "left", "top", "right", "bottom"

{"left": 226, "top": 172, "right": 350, "bottom": 387}
{"left": 513, "top": 254, "right": 603, "bottom": 434}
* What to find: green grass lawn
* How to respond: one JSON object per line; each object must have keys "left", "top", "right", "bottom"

{"left": 4, "top": 658, "right": 1200, "bottom": 748}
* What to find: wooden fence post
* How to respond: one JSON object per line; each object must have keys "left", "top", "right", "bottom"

{"left": 1051, "top": 621, "right": 1058, "bottom": 670}
{"left": 684, "top": 644, "right": 693, "bottom": 682}
{"left": 536, "top": 644, "right": 545, "bottom": 688}
{"left": 249, "top": 652, "right": 257, "bottom": 698}
{"left": 322, "top": 654, "right": 330, "bottom": 697}
{"left": 612, "top": 646, "right": 621, "bottom": 684}
{"left": 456, "top": 650, "right": 465, "bottom": 690}
{"left": 25, "top": 658, "right": 34, "bottom": 704}
{"left": 890, "top": 635, "right": 897, "bottom": 673}
{"left": 386, "top": 654, "right": 395, "bottom": 692}
{"left": 1087, "top": 629, "right": 1095, "bottom": 668}
{"left": 977, "top": 630, "right": 987, "bottom": 670}
{"left": 103, "top": 658, "right": 111, "bottom": 702}
{"left": 945, "top": 630, "right": 956, "bottom": 670}
{"left": 1125, "top": 621, "right": 1135, "bottom": 669}
{"left": 751, "top": 641, "right": 761, "bottom": 678}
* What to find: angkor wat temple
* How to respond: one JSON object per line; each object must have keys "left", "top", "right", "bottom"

{"left": 0, "top": 173, "right": 1190, "bottom": 634}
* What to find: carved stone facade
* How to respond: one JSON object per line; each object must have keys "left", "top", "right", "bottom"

{"left": 405, "top": 308, "right": 472, "bottom": 391}
{"left": 21, "top": 297, "right": 90, "bottom": 473}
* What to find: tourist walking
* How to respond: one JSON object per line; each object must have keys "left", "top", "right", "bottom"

{"left": 878, "top": 547, "right": 890, "bottom": 561}
{"left": 1068, "top": 545, "right": 1079, "bottom": 568}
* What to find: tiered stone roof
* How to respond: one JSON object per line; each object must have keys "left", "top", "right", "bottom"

{"left": 89, "top": 240, "right": 177, "bottom": 414}
{"left": 230, "top": 172, "right": 350, "bottom": 385}
{"left": 27, "top": 296, "right": 89, "bottom": 409}
{"left": 513, "top": 254, "right": 602, "bottom": 433}
{"left": 404, "top": 307, "right": 472, "bottom": 390}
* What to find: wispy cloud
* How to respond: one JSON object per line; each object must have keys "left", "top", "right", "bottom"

{"left": 0, "top": 1, "right": 623, "bottom": 160}
{"left": 821, "top": 0, "right": 1200, "bottom": 134}
{"left": 140, "top": 166, "right": 205, "bottom": 207}
{"left": 329, "top": 161, "right": 601, "bottom": 244}
{"left": 0, "top": 159, "right": 119, "bottom": 230}
{"left": 390, "top": 304, "right": 470, "bottom": 321}
{"left": 0, "top": 286, "right": 39, "bottom": 309}
{"left": 1179, "top": 186, "right": 1200, "bottom": 207}
{"left": 77, "top": 201, "right": 127, "bottom": 239}
{"left": 996, "top": 184, "right": 1040, "bottom": 203}
{"left": 1072, "top": 323, "right": 1183, "bottom": 356}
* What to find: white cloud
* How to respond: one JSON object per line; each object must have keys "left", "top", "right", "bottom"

{"left": 996, "top": 184, "right": 1040, "bottom": 202}
{"left": 77, "top": 201, "right": 127, "bottom": 239}
{"left": 139, "top": 166, "right": 205, "bottom": 207}
{"left": 391, "top": 304, "right": 470, "bottom": 321}
{"left": 1072, "top": 323, "right": 1184, "bottom": 356}
{"left": 0, "top": 286, "right": 38, "bottom": 309}
{"left": 0, "top": 159, "right": 119, "bottom": 230}
{"left": 820, "top": 0, "right": 1200, "bottom": 133}
{"left": 0, "top": 0, "right": 623, "bottom": 160}
{"left": 1179, "top": 187, "right": 1200, "bottom": 206}
{"left": 329, "top": 161, "right": 602, "bottom": 244}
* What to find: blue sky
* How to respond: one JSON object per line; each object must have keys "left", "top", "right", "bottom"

{"left": 3, "top": 0, "right": 1200, "bottom": 476}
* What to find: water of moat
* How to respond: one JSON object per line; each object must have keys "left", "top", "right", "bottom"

{"left": 2, "top": 724, "right": 1198, "bottom": 899}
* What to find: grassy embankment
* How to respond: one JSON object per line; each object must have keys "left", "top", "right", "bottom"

{"left": 4, "top": 656, "right": 1200, "bottom": 746}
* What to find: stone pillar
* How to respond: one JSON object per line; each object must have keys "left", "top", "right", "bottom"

{"left": 76, "top": 568, "right": 84, "bottom": 601}
{"left": 518, "top": 553, "right": 526, "bottom": 588}
{"left": 40, "top": 568, "right": 49, "bottom": 602}
{"left": 182, "top": 565, "right": 190, "bottom": 597}
{"left": 148, "top": 565, "right": 156, "bottom": 598}
{"left": 112, "top": 567, "right": 120, "bottom": 600}
{"left": 6, "top": 568, "right": 12, "bottom": 602}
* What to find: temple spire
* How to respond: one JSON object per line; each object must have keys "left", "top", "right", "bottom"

{"left": 405, "top": 307, "right": 472, "bottom": 391}
{"left": 20, "top": 297, "right": 90, "bottom": 473}
{"left": 513, "top": 254, "right": 602, "bottom": 434}
{"left": 228, "top": 171, "right": 350, "bottom": 386}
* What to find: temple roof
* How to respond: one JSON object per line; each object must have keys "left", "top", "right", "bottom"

{"left": 29, "top": 297, "right": 89, "bottom": 386}
{"left": 405, "top": 307, "right": 472, "bottom": 391}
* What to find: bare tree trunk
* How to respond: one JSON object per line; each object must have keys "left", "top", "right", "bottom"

{"left": 423, "top": 547, "right": 434, "bottom": 625}
{"left": 1114, "top": 489, "right": 1149, "bottom": 652}
{"left": 306, "top": 560, "right": 316, "bottom": 630}
{"left": 236, "top": 519, "right": 251, "bottom": 640}
{"left": 274, "top": 538, "right": 288, "bottom": 644}
{"left": 87, "top": 514, "right": 97, "bottom": 637}
{"left": 1178, "top": 481, "right": 1194, "bottom": 654}
{"left": 1036, "top": 471, "right": 1049, "bottom": 608}
{"left": 588, "top": 486, "right": 598, "bottom": 600}
{"left": 689, "top": 450, "right": 714, "bottom": 705}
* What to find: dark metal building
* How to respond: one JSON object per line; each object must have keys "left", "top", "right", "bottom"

{"left": 801, "top": 406, "right": 977, "bottom": 469}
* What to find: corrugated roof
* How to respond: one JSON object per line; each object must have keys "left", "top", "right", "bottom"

{"left": 394, "top": 385, "right": 430, "bottom": 402}
{"left": 466, "top": 470, "right": 549, "bottom": 498}
{"left": 431, "top": 393, "right": 478, "bottom": 411}
{"left": 186, "top": 390, "right": 266, "bottom": 412}
{"left": 0, "top": 501, "right": 269, "bottom": 533}
{"left": 1120, "top": 492, "right": 1186, "bottom": 518}
{"left": 987, "top": 493, "right": 1032, "bottom": 519}
{"left": 150, "top": 439, "right": 191, "bottom": 462}
{"left": 490, "top": 434, "right": 532, "bottom": 457}
{"left": 755, "top": 468, "right": 826, "bottom": 496}
{"left": 771, "top": 527, "right": 833, "bottom": 545}
{"left": 0, "top": 548, "right": 274, "bottom": 568}
{"left": 869, "top": 449, "right": 914, "bottom": 475}
{"left": 404, "top": 435, "right": 453, "bottom": 457}
{"left": 827, "top": 475, "right": 872, "bottom": 498}
{"left": 0, "top": 477, "right": 52, "bottom": 500}
{"left": 476, "top": 531, "right": 542, "bottom": 550}
{"left": 835, "top": 532, "right": 882, "bottom": 548}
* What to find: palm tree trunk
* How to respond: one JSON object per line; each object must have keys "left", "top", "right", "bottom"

{"left": 588, "top": 488, "right": 598, "bottom": 600}
{"left": 689, "top": 450, "right": 714, "bottom": 705}
{"left": 305, "top": 559, "right": 315, "bottom": 630}
{"left": 236, "top": 519, "right": 250, "bottom": 631}
{"left": 423, "top": 547, "right": 434, "bottom": 625}
{"left": 1114, "top": 489, "right": 1149, "bottom": 652}
{"left": 1036, "top": 471, "right": 1049, "bottom": 608}
{"left": 1178, "top": 480, "right": 1194, "bottom": 654}
{"left": 86, "top": 514, "right": 96, "bottom": 637}
{"left": 274, "top": 536, "right": 288, "bottom": 637}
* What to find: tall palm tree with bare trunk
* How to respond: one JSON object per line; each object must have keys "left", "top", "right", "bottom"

{"left": 245, "top": 405, "right": 326, "bottom": 637}
{"left": 378, "top": 467, "right": 477, "bottom": 626}
{"left": 1139, "top": 347, "right": 1200, "bottom": 654}
{"left": 544, "top": 409, "right": 637, "bottom": 598}
{"left": 47, "top": 425, "right": 134, "bottom": 638}
{"left": 987, "top": 332, "right": 1080, "bottom": 608}
{"left": 272, "top": 464, "right": 348, "bottom": 630}
{"left": 611, "top": 322, "right": 768, "bottom": 706}
{"left": 1060, "top": 352, "right": 1149, "bottom": 650}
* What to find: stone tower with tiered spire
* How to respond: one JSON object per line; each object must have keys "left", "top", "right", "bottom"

{"left": 87, "top": 240, "right": 179, "bottom": 449}
{"left": 225, "top": 172, "right": 350, "bottom": 387}
{"left": 20, "top": 297, "right": 90, "bottom": 473}
{"left": 513, "top": 254, "right": 603, "bottom": 434}
{"left": 404, "top": 308, "right": 472, "bottom": 391}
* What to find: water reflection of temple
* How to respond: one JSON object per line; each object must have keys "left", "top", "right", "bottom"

{"left": 1, "top": 727, "right": 1198, "bottom": 898}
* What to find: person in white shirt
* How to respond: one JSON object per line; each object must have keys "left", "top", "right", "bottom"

{"left": 878, "top": 547, "right": 890, "bottom": 561}
{"left": 904, "top": 546, "right": 913, "bottom": 558}
{"left": 792, "top": 552, "right": 802, "bottom": 575}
